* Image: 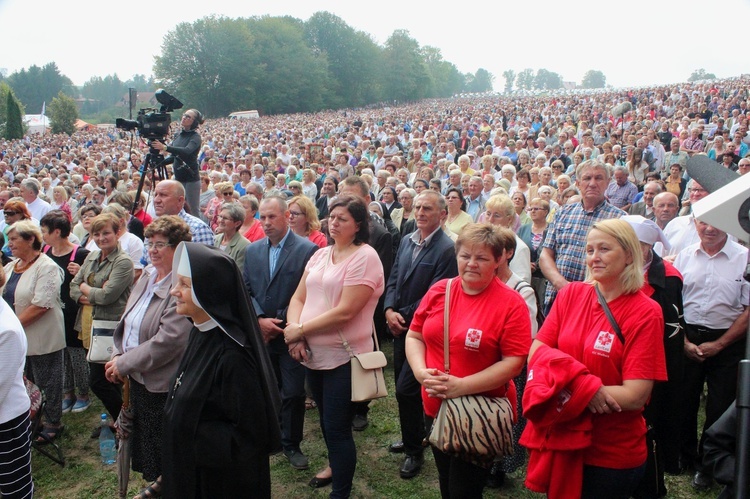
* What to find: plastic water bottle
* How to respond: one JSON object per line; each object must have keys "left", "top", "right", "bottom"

{"left": 99, "top": 414, "right": 116, "bottom": 465}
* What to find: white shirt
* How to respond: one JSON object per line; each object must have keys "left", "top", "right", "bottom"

{"left": 673, "top": 239, "right": 750, "bottom": 329}
{"left": 123, "top": 268, "right": 169, "bottom": 352}
{"left": 510, "top": 235, "right": 532, "bottom": 284}
{"left": 26, "top": 197, "right": 51, "bottom": 221}
{"left": 119, "top": 232, "right": 145, "bottom": 270}
{"left": 0, "top": 299, "right": 30, "bottom": 424}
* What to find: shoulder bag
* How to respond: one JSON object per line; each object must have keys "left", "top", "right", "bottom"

{"left": 595, "top": 285, "right": 666, "bottom": 499}
{"left": 427, "top": 278, "right": 515, "bottom": 467}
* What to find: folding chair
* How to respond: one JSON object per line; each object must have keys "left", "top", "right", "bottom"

{"left": 25, "top": 377, "right": 65, "bottom": 467}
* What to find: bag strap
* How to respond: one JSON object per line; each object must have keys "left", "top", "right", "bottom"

{"left": 442, "top": 278, "right": 452, "bottom": 373}
{"left": 594, "top": 284, "right": 625, "bottom": 344}
{"left": 320, "top": 247, "right": 380, "bottom": 358}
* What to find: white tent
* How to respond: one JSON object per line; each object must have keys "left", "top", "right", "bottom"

{"left": 23, "top": 114, "right": 50, "bottom": 135}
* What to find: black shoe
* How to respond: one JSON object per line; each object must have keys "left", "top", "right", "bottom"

{"left": 283, "top": 449, "right": 309, "bottom": 470}
{"left": 352, "top": 414, "right": 369, "bottom": 431}
{"left": 308, "top": 475, "right": 333, "bottom": 488}
{"left": 399, "top": 454, "right": 424, "bottom": 479}
{"left": 486, "top": 462, "right": 505, "bottom": 488}
{"left": 692, "top": 471, "right": 712, "bottom": 491}
{"left": 388, "top": 441, "right": 405, "bottom": 453}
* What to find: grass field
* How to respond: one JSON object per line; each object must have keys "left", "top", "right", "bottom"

{"left": 32, "top": 341, "right": 718, "bottom": 498}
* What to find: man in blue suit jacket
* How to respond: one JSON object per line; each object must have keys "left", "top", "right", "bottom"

{"left": 383, "top": 190, "right": 458, "bottom": 479}
{"left": 243, "top": 196, "right": 318, "bottom": 471}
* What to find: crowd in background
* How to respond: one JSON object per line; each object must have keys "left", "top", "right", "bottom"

{"left": 1, "top": 76, "right": 749, "bottom": 498}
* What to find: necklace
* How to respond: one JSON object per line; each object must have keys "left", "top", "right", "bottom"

{"left": 14, "top": 253, "right": 40, "bottom": 273}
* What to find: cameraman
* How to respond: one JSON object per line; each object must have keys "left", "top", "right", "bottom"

{"left": 152, "top": 109, "right": 204, "bottom": 216}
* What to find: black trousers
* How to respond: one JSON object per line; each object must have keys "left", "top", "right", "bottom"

{"left": 394, "top": 333, "right": 425, "bottom": 456}
{"left": 89, "top": 361, "right": 122, "bottom": 421}
{"left": 680, "top": 323, "right": 745, "bottom": 471}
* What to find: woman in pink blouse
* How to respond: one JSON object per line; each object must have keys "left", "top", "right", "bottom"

{"left": 284, "top": 194, "right": 384, "bottom": 497}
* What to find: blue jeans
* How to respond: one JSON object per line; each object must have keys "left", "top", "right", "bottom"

{"left": 582, "top": 462, "right": 646, "bottom": 499}
{"left": 307, "top": 363, "right": 355, "bottom": 499}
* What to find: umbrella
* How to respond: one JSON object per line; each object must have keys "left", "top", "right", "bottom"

{"left": 116, "top": 378, "right": 134, "bottom": 498}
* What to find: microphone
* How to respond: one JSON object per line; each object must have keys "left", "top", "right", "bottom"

{"left": 610, "top": 102, "right": 633, "bottom": 118}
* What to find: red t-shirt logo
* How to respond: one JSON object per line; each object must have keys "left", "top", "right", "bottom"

{"left": 594, "top": 331, "right": 614, "bottom": 353}
{"left": 465, "top": 328, "right": 483, "bottom": 350}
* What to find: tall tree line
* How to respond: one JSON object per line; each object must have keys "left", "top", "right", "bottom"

{"left": 153, "top": 13, "right": 493, "bottom": 117}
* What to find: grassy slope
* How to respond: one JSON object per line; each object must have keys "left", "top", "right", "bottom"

{"left": 32, "top": 342, "right": 716, "bottom": 498}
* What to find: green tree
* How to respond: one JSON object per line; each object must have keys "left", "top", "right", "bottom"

{"left": 421, "top": 46, "right": 463, "bottom": 98}
{"left": 304, "top": 11, "right": 382, "bottom": 107}
{"left": 6, "top": 62, "right": 75, "bottom": 113}
{"left": 473, "top": 69, "right": 495, "bottom": 92}
{"left": 82, "top": 74, "right": 127, "bottom": 112}
{"left": 581, "top": 70, "right": 606, "bottom": 88}
{"left": 502, "top": 70, "right": 515, "bottom": 94}
{"left": 688, "top": 68, "right": 716, "bottom": 82}
{"left": 245, "top": 16, "right": 329, "bottom": 114}
{"left": 48, "top": 91, "right": 78, "bottom": 135}
{"left": 534, "top": 69, "right": 563, "bottom": 90}
{"left": 155, "top": 16, "right": 260, "bottom": 118}
{"left": 382, "top": 30, "right": 432, "bottom": 102}
{"left": 516, "top": 68, "right": 534, "bottom": 90}
{"left": 4, "top": 88, "right": 25, "bottom": 139}
{"left": 125, "top": 74, "right": 155, "bottom": 92}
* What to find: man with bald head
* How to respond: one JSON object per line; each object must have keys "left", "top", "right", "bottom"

{"left": 143, "top": 180, "right": 214, "bottom": 263}
{"left": 653, "top": 192, "right": 680, "bottom": 230}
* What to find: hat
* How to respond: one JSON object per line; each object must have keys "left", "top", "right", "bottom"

{"left": 621, "top": 215, "right": 670, "bottom": 251}
{"left": 467, "top": 151, "right": 476, "bottom": 157}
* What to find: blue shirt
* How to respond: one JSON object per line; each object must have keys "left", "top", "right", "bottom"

{"left": 268, "top": 228, "right": 291, "bottom": 276}
{"left": 542, "top": 199, "right": 624, "bottom": 307}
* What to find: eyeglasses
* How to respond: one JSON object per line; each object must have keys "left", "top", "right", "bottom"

{"left": 146, "top": 242, "right": 172, "bottom": 251}
{"left": 182, "top": 114, "right": 194, "bottom": 121}
{"left": 528, "top": 207, "right": 548, "bottom": 212}
{"left": 222, "top": 192, "right": 234, "bottom": 196}
{"left": 3, "top": 211, "right": 18, "bottom": 216}
{"left": 289, "top": 210, "right": 303, "bottom": 218}
{"left": 688, "top": 188, "right": 707, "bottom": 194}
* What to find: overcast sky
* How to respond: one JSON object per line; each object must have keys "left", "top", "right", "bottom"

{"left": 2, "top": 0, "right": 749, "bottom": 91}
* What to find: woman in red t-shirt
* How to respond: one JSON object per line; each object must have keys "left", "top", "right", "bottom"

{"left": 406, "top": 223, "right": 531, "bottom": 499}
{"left": 527, "top": 218, "right": 667, "bottom": 498}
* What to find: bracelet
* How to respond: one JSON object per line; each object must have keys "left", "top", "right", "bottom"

{"left": 298, "top": 323, "right": 304, "bottom": 337}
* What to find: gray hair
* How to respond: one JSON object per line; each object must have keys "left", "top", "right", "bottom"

{"left": 220, "top": 202, "right": 246, "bottom": 223}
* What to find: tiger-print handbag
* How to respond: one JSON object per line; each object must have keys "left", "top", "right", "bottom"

{"left": 426, "top": 278, "right": 515, "bottom": 467}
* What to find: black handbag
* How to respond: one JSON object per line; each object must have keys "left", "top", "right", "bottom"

{"left": 595, "top": 286, "right": 666, "bottom": 499}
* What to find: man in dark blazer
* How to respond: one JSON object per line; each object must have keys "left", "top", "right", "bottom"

{"left": 243, "top": 196, "right": 318, "bottom": 471}
{"left": 315, "top": 176, "right": 338, "bottom": 220}
{"left": 384, "top": 190, "right": 458, "bottom": 479}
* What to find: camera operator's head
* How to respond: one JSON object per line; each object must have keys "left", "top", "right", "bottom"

{"left": 181, "top": 109, "right": 204, "bottom": 131}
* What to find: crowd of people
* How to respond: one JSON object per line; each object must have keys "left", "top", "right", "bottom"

{"left": 1, "top": 76, "right": 749, "bottom": 499}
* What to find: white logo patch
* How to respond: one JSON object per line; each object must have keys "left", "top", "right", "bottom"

{"left": 594, "top": 331, "right": 615, "bottom": 353}
{"left": 465, "top": 328, "right": 482, "bottom": 349}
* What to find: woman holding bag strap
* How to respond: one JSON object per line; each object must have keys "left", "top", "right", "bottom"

{"left": 284, "top": 194, "right": 384, "bottom": 498}
{"left": 405, "top": 223, "right": 531, "bottom": 499}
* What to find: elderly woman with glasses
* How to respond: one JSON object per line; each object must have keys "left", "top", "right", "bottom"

{"left": 214, "top": 203, "right": 250, "bottom": 268}
{"left": 105, "top": 216, "right": 193, "bottom": 499}
{"left": 2, "top": 200, "right": 33, "bottom": 258}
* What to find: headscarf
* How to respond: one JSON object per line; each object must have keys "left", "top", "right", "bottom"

{"left": 172, "top": 242, "right": 281, "bottom": 453}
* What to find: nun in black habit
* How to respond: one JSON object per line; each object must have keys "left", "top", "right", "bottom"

{"left": 162, "top": 242, "right": 281, "bottom": 499}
